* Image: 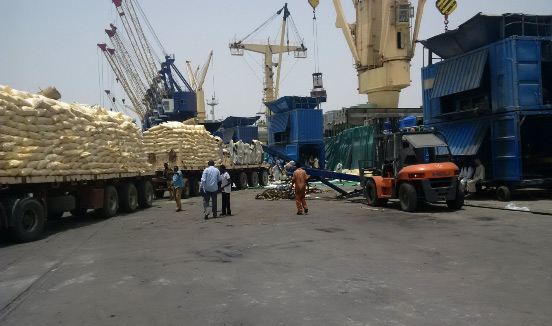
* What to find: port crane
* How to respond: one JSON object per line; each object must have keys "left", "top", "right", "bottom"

{"left": 332, "top": 0, "right": 427, "bottom": 108}
{"left": 230, "top": 3, "right": 307, "bottom": 117}
{"left": 98, "top": 0, "right": 197, "bottom": 129}
{"left": 185, "top": 51, "right": 213, "bottom": 123}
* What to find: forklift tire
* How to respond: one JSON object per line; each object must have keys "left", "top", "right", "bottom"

{"left": 258, "top": 170, "right": 269, "bottom": 186}
{"left": 496, "top": 186, "right": 512, "bottom": 202}
{"left": 399, "top": 182, "right": 417, "bottom": 212}
{"left": 9, "top": 197, "right": 46, "bottom": 242}
{"left": 446, "top": 184, "right": 465, "bottom": 210}
{"left": 365, "top": 180, "right": 387, "bottom": 207}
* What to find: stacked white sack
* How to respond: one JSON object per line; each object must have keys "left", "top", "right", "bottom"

{"left": 143, "top": 121, "right": 220, "bottom": 167}
{"left": 0, "top": 85, "right": 149, "bottom": 177}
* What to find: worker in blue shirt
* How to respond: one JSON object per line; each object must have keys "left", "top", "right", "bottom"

{"left": 172, "top": 166, "right": 183, "bottom": 212}
{"left": 200, "top": 160, "right": 222, "bottom": 219}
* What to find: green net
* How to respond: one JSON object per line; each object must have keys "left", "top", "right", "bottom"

{"left": 324, "top": 125, "right": 374, "bottom": 170}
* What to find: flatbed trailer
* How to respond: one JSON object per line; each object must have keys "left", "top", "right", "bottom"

{"left": 0, "top": 171, "right": 155, "bottom": 242}
{"left": 152, "top": 163, "right": 271, "bottom": 199}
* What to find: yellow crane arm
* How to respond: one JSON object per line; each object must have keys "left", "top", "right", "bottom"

{"left": 197, "top": 50, "right": 213, "bottom": 91}
{"left": 185, "top": 61, "right": 198, "bottom": 91}
{"left": 332, "top": 0, "right": 360, "bottom": 64}
{"left": 411, "top": 0, "right": 427, "bottom": 57}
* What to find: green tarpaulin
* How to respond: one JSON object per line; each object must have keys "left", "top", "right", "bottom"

{"left": 324, "top": 125, "right": 374, "bottom": 170}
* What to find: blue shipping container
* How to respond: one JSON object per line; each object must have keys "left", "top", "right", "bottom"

{"left": 422, "top": 36, "right": 552, "bottom": 124}
{"left": 289, "top": 109, "right": 323, "bottom": 143}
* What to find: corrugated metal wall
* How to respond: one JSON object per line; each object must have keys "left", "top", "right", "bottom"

{"left": 289, "top": 109, "right": 323, "bottom": 142}
{"left": 431, "top": 49, "right": 488, "bottom": 98}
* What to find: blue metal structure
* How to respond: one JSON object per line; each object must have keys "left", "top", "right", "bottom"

{"left": 265, "top": 96, "right": 325, "bottom": 169}
{"left": 144, "top": 55, "right": 198, "bottom": 129}
{"left": 421, "top": 14, "right": 552, "bottom": 194}
{"left": 218, "top": 116, "right": 260, "bottom": 144}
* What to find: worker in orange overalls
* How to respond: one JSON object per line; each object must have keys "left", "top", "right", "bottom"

{"left": 292, "top": 161, "right": 309, "bottom": 215}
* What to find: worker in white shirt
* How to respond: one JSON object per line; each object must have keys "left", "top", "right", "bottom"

{"left": 466, "top": 159, "right": 485, "bottom": 194}
{"left": 200, "top": 160, "right": 222, "bottom": 220}
{"left": 460, "top": 165, "right": 475, "bottom": 190}
{"left": 273, "top": 159, "right": 282, "bottom": 182}
{"left": 219, "top": 165, "right": 232, "bottom": 216}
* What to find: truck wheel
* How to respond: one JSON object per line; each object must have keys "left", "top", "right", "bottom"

{"left": 119, "top": 183, "right": 138, "bottom": 213}
{"left": 190, "top": 177, "right": 200, "bottom": 197}
{"left": 496, "top": 186, "right": 512, "bottom": 202}
{"left": 446, "top": 183, "right": 465, "bottom": 210}
{"left": 154, "top": 190, "right": 165, "bottom": 199}
{"left": 137, "top": 180, "right": 154, "bottom": 208}
{"left": 236, "top": 172, "right": 248, "bottom": 190}
{"left": 181, "top": 178, "right": 191, "bottom": 199}
{"left": 101, "top": 185, "right": 119, "bottom": 218}
{"left": 365, "top": 180, "right": 387, "bottom": 207}
{"left": 258, "top": 169, "right": 269, "bottom": 186}
{"left": 248, "top": 171, "right": 259, "bottom": 187}
{"left": 9, "top": 197, "right": 46, "bottom": 242}
{"left": 399, "top": 182, "right": 417, "bottom": 212}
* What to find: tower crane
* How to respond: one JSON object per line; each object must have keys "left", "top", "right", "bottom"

{"left": 229, "top": 3, "right": 307, "bottom": 117}
{"left": 332, "top": 0, "right": 427, "bottom": 108}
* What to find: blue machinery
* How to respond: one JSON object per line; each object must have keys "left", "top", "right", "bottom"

{"left": 262, "top": 96, "right": 360, "bottom": 195}
{"left": 421, "top": 13, "right": 552, "bottom": 196}
{"left": 265, "top": 96, "right": 325, "bottom": 168}
{"left": 143, "top": 55, "right": 197, "bottom": 129}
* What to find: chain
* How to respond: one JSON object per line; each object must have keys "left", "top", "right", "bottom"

{"left": 444, "top": 14, "right": 449, "bottom": 32}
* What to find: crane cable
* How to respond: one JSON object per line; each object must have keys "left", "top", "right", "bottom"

{"left": 240, "top": 12, "right": 280, "bottom": 43}
{"left": 312, "top": 8, "right": 320, "bottom": 73}
{"left": 131, "top": 0, "right": 167, "bottom": 57}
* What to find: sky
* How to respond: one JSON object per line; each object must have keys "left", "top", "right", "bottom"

{"left": 1, "top": 0, "right": 551, "bottom": 124}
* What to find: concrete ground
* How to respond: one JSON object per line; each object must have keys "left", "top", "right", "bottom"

{"left": 1, "top": 186, "right": 551, "bottom": 326}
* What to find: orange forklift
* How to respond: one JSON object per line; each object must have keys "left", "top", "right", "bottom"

{"left": 360, "top": 131, "right": 464, "bottom": 212}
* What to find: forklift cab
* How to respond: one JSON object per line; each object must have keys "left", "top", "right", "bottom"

{"left": 380, "top": 131, "right": 453, "bottom": 177}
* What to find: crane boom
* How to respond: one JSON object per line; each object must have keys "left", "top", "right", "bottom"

{"left": 197, "top": 51, "right": 213, "bottom": 91}
{"left": 274, "top": 3, "right": 290, "bottom": 100}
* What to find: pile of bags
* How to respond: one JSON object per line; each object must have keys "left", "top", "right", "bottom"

{"left": 223, "top": 140, "right": 264, "bottom": 166}
{"left": 0, "top": 85, "right": 150, "bottom": 177}
{"left": 143, "top": 121, "right": 220, "bottom": 168}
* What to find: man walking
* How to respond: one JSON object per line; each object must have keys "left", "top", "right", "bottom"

{"left": 172, "top": 166, "right": 183, "bottom": 212}
{"left": 200, "top": 160, "right": 221, "bottom": 219}
{"left": 292, "top": 161, "right": 309, "bottom": 215}
{"left": 219, "top": 165, "right": 232, "bottom": 216}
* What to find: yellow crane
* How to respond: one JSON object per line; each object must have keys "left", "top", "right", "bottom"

{"left": 230, "top": 3, "right": 307, "bottom": 117}
{"left": 332, "top": 0, "right": 427, "bottom": 108}
{"left": 185, "top": 51, "right": 213, "bottom": 123}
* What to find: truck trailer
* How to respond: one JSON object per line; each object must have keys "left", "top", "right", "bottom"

{"left": 0, "top": 172, "right": 154, "bottom": 242}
